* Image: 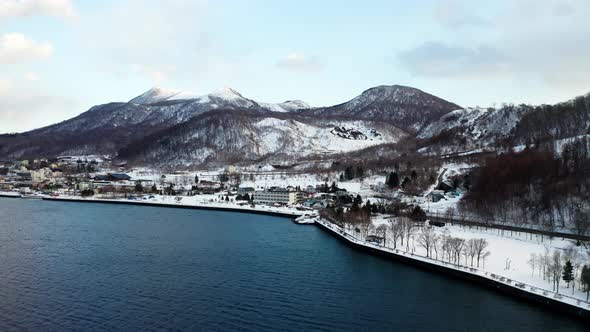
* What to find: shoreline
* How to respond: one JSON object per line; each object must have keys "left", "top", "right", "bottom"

{"left": 313, "top": 218, "right": 590, "bottom": 321}
{"left": 40, "top": 196, "right": 304, "bottom": 219}
{"left": 8, "top": 196, "right": 589, "bottom": 320}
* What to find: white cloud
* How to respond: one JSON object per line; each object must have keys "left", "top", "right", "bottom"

{"left": 398, "top": 42, "right": 508, "bottom": 77}
{"left": 397, "top": 0, "right": 590, "bottom": 104}
{"left": 24, "top": 72, "right": 39, "bottom": 81}
{"left": 0, "top": 77, "right": 75, "bottom": 133}
{"left": 0, "top": 0, "right": 77, "bottom": 22}
{"left": 434, "top": 0, "right": 488, "bottom": 28}
{"left": 130, "top": 64, "right": 177, "bottom": 85}
{"left": 276, "top": 53, "right": 323, "bottom": 72}
{"left": 0, "top": 32, "right": 53, "bottom": 63}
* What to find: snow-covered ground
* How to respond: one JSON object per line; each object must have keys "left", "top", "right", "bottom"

{"left": 48, "top": 194, "right": 307, "bottom": 217}
{"left": 360, "top": 216, "right": 590, "bottom": 305}
{"left": 320, "top": 217, "right": 590, "bottom": 310}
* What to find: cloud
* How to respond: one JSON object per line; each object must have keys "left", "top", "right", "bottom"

{"left": 24, "top": 72, "right": 39, "bottom": 81}
{"left": 0, "top": 32, "right": 53, "bottom": 63}
{"left": 0, "top": 0, "right": 76, "bottom": 22}
{"left": 81, "top": 1, "right": 208, "bottom": 64}
{"left": 433, "top": 0, "right": 489, "bottom": 28}
{"left": 552, "top": 3, "right": 575, "bottom": 16}
{"left": 398, "top": 42, "right": 508, "bottom": 77}
{"left": 0, "top": 77, "right": 75, "bottom": 133}
{"left": 276, "top": 53, "right": 323, "bottom": 72}
{"left": 130, "top": 64, "right": 177, "bottom": 85}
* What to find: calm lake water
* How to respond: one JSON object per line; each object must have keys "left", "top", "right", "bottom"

{"left": 0, "top": 198, "right": 586, "bottom": 331}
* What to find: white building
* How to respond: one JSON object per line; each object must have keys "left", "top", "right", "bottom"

{"left": 253, "top": 189, "right": 304, "bottom": 206}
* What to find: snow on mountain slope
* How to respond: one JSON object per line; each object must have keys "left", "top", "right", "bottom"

{"left": 419, "top": 107, "right": 524, "bottom": 140}
{"left": 129, "top": 87, "right": 198, "bottom": 104}
{"left": 417, "top": 106, "right": 528, "bottom": 155}
{"left": 119, "top": 112, "right": 407, "bottom": 166}
{"left": 252, "top": 118, "right": 399, "bottom": 156}
{"left": 130, "top": 86, "right": 257, "bottom": 107}
{"left": 259, "top": 100, "right": 311, "bottom": 113}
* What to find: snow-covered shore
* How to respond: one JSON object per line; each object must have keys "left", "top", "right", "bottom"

{"left": 315, "top": 217, "right": 590, "bottom": 315}
{"left": 42, "top": 195, "right": 306, "bottom": 218}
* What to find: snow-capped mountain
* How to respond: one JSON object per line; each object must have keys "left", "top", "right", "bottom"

{"left": 299, "top": 85, "right": 461, "bottom": 133}
{"left": 0, "top": 84, "right": 462, "bottom": 162}
{"left": 8, "top": 83, "right": 586, "bottom": 166}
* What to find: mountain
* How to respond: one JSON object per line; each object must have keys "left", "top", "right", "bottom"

{"left": 0, "top": 84, "right": 465, "bottom": 165}
{"left": 417, "top": 92, "right": 590, "bottom": 156}
{"left": 299, "top": 85, "right": 461, "bottom": 133}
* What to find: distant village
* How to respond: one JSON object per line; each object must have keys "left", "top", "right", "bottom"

{"left": 0, "top": 156, "right": 372, "bottom": 209}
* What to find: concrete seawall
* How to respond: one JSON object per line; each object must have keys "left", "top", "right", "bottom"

{"left": 41, "top": 197, "right": 302, "bottom": 219}
{"left": 314, "top": 219, "right": 590, "bottom": 321}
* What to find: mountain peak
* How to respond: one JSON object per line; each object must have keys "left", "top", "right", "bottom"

{"left": 130, "top": 87, "right": 197, "bottom": 104}
{"left": 210, "top": 86, "right": 245, "bottom": 100}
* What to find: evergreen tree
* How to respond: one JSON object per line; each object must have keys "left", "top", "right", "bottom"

{"left": 339, "top": 173, "right": 344, "bottom": 182}
{"left": 351, "top": 200, "right": 359, "bottom": 212}
{"left": 411, "top": 170, "right": 418, "bottom": 180}
{"left": 411, "top": 206, "right": 427, "bottom": 222}
{"left": 562, "top": 260, "right": 574, "bottom": 288}
{"left": 134, "top": 181, "right": 144, "bottom": 193}
{"left": 219, "top": 173, "right": 229, "bottom": 182}
{"left": 463, "top": 174, "right": 471, "bottom": 190}
{"left": 356, "top": 166, "right": 364, "bottom": 178}
{"left": 401, "top": 177, "right": 411, "bottom": 189}
{"left": 225, "top": 195, "right": 229, "bottom": 202}
{"left": 194, "top": 175, "right": 199, "bottom": 184}
{"left": 330, "top": 181, "right": 337, "bottom": 193}
{"left": 387, "top": 172, "right": 399, "bottom": 188}
{"left": 365, "top": 200, "right": 372, "bottom": 216}
{"left": 344, "top": 166, "right": 354, "bottom": 180}
{"left": 354, "top": 194, "right": 362, "bottom": 206}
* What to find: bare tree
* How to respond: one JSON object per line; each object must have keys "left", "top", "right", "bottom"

{"left": 376, "top": 224, "right": 387, "bottom": 246}
{"left": 417, "top": 226, "right": 437, "bottom": 258}
{"left": 389, "top": 219, "right": 403, "bottom": 249}
{"left": 473, "top": 238, "right": 490, "bottom": 268}
{"left": 449, "top": 237, "right": 466, "bottom": 265}
{"left": 527, "top": 253, "right": 538, "bottom": 277}
{"left": 550, "top": 250, "right": 563, "bottom": 293}
{"left": 463, "top": 239, "right": 477, "bottom": 267}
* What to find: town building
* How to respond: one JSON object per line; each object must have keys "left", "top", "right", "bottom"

{"left": 237, "top": 187, "right": 255, "bottom": 195}
{"left": 253, "top": 188, "right": 304, "bottom": 206}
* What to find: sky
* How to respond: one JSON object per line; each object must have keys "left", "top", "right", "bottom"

{"left": 1, "top": 0, "right": 590, "bottom": 133}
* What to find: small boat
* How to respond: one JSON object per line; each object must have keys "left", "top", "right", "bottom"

{"left": 294, "top": 215, "right": 317, "bottom": 225}
{"left": 21, "top": 194, "right": 47, "bottom": 200}
{"left": 0, "top": 191, "right": 22, "bottom": 198}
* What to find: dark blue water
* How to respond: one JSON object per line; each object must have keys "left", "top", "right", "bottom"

{"left": 0, "top": 198, "right": 585, "bottom": 331}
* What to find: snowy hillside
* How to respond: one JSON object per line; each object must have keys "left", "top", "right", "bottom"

{"left": 260, "top": 100, "right": 311, "bottom": 113}
{"left": 118, "top": 113, "right": 407, "bottom": 166}
{"left": 417, "top": 105, "right": 529, "bottom": 155}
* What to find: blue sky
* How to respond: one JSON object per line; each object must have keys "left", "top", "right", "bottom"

{"left": 1, "top": 0, "right": 590, "bottom": 133}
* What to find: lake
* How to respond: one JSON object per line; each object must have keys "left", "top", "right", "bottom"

{"left": 0, "top": 198, "right": 586, "bottom": 331}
